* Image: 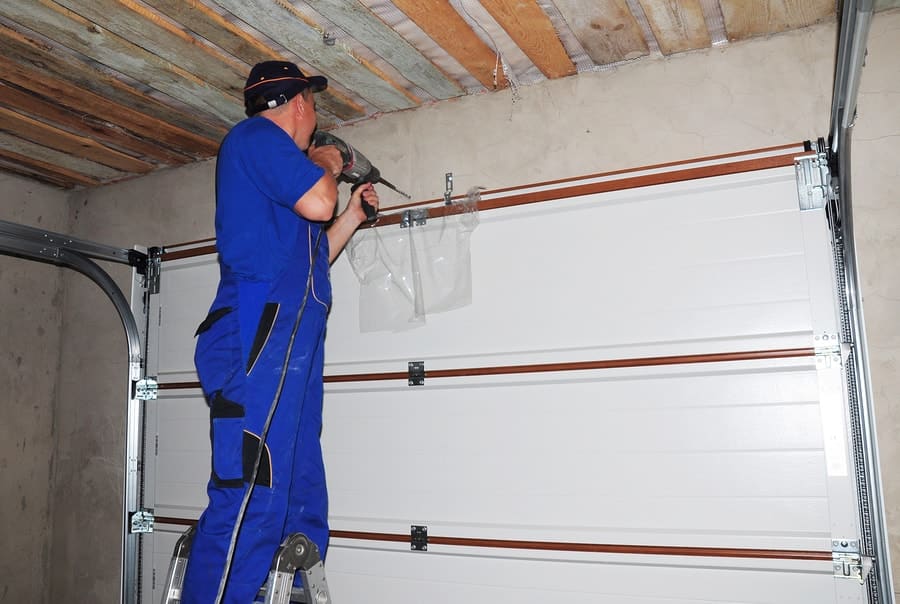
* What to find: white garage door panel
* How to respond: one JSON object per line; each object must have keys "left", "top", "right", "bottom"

{"left": 156, "top": 255, "right": 219, "bottom": 382}
{"left": 326, "top": 168, "right": 813, "bottom": 374}
{"left": 152, "top": 391, "right": 209, "bottom": 516}
{"left": 325, "top": 545, "right": 835, "bottom": 604}
{"left": 143, "top": 157, "right": 868, "bottom": 603}
{"left": 323, "top": 359, "right": 831, "bottom": 551}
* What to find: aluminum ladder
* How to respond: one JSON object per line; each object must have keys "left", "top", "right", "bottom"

{"left": 160, "top": 526, "right": 331, "bottom": 604}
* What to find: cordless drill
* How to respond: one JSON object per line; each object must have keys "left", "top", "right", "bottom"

{"left": 311, "top": 130, "right": 411, "bottom": 222}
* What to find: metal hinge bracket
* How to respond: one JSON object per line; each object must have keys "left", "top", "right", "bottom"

{"left": 814, "top": 332, "right": 841, "bottom": 355}
{"left": 135, "top": 377, "right": 159, "bottom": 401}
{"left": 411, "top": 525, "right": 428, "bottom": 551}
{"left": 443, "top": 172, "right": 454, "bottom": 204}
{"left": 832, "top": 539, "right": 872, "bottom": 582}
{"left": 814, "top": 333, "right": 847, "bottom": 369}
{"left": 145, "top": 246, "right": 163, "bottom": 294}
{"left": 408, "top": 361, "right": 425, "bottom": 386}
{"left": 400, "top": 208, "right": 428, "bottom": 229}
{"left": 130, "top": 509, "right": 155, "bottom": 534}
{"left": 795, "top": 152, "right": 834, "bottom": 211}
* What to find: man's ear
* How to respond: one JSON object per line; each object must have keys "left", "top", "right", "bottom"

{"left": 294, "top": 94, "right": 306, "bottom": 115}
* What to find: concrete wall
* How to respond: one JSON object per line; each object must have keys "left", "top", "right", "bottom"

{"left": 17, "top": 9, "right": 896, "bottom": 602}
{"left": 853, "top": 10, "right": 900, "bottom": 588}
{"left": 50, "top": 160, "right": 215, "bottom": 602}
{"left": 0, "top": 173, "right": 69, "bottom": 603}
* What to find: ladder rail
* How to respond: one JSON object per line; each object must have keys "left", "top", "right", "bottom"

{"left": 158, "top": 528, "right": 330, "bottom": 604}
{"left": 263, "top": 533, "right": 330, "bottom": 604}
{"left": 160, "top": 527, "right": 195, "bottom": 604}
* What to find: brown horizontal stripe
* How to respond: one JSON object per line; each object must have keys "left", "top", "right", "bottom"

{"left": 150, "top": 518, "right": 830, "bottom": 561}
{"left": 154, "top": 516, "right": 196, "bottom": 527}
{"left": 162, "top": 244, "right": 217, "bottom": 262}
{"left": 160, "top": 146, "right": 804, "bottom": 255}
{"left": 371, "top": 152, "right": 800, "bottom": 228}
{"left": 381, "top": 143, "right": 804, "bottom": 213}
{"left": 325, "top": 348, "right": 815, "bottom": 383}
{"left": 157, "top": 348, "right": 815, "bottom": 390}
{"left": 329, "top": 530, "right": 832, "bottom": 561}
{"left": 158, "top": 381, "right": 201, "bottom": 390}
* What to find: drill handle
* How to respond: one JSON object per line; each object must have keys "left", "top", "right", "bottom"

{"left": 350, "top": 181, "right": 378, "bottom": 223}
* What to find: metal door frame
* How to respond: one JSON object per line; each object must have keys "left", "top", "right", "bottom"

{"left": 0, "top": 219, "right": 152, "bottom": 604}
{"left": 826, "top": 1, "right": 894, "bottom": 601}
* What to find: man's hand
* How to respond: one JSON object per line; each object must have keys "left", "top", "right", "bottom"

{"left": 325, "top": 183, "right": 380, "bottom": 262}
{"left": 348, "top": 183, "right": 380, "bottom": 224}
{"left": 307, "top": 144, "right": 343, "bottom": 179}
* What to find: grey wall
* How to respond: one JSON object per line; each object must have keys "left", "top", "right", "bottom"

{"left": 1, "top": 10, "right": 895, "bottom": 603}
{"left": 51, "top": 160, "right": 216, "bottom": 602}
{"left": 853, "top": 10, "right": 900, "bottom": 585}
{"left": 0, "top": 174, "right": 69, "bottom": 603}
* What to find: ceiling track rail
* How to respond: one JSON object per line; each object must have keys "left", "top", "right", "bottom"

{"left": 0, "top": 220, "right": 144, "bottom": 363}
{"left": 826, "top": 2, "right": 893, "bottom": 603}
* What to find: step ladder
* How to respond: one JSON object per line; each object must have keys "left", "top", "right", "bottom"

{"left": 160, "top": 526, "right": 332, "bottom": 604}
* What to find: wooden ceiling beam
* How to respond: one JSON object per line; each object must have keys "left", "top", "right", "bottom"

{"left": 214, "top": 0, "right": 419, "bottom": 112}
{"left": 391, "top": 0, "right": 507, "bottom": 90}
{"left": 300, "top": 0, "right": 464, "bottom": 100}
{"left": 0, "top": 132, "right": 127, "bottom": 183}
{"left": 0, "top": 27, "right": 222, "bottom": 155}
{"left": 479, "top": 0, "right": 577, "bottom": 79}
{"left": 141, "top": 0, "right": 366, "bottom": 121}
{"left": 0, "top": 155, "right": 81, "bottom": 189}
{"left": 637, "top": 0, "right": 710, "bottom": 55}
{"left": 0, "top": 105, "right": 154, "bottom": 174}
{"left": 0, "top": 145, "right": 104, "bottom": 188}
{"left": 720, "top": 0, "right": 834, "bottom": 41}
{"left": 52, "top": 0, "right": 248, "bottom": 100}
{"left": 0, "top": 81, "right": 193, "bottom": 166}
{"left": 0, "top": 0, "right": 244, "bottom": 124}
{"left": 552, "top": 0, "right": 649, "bottom": 64}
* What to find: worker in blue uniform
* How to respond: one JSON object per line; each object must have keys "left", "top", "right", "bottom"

{"left": 181, "top": 60, "right": 380, "bottom": 604}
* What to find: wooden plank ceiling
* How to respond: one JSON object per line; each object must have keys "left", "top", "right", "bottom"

{"left": 0, "top": 0, "right": 842, "bottom": 190}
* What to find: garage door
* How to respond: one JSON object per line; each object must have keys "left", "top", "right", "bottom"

{"left": 139, "top": 144, "right": 879, "bottom": 603}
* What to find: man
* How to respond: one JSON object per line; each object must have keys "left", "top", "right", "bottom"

{"left": 182, "top": 60, "right": 379, "bottom": 604}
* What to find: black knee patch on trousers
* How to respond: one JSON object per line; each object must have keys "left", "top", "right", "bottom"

{"left": 242, "top": 431, "right": 273, "bottom": 487}
{"left": 209, "top": 391, "right": 245, "bottom": 488}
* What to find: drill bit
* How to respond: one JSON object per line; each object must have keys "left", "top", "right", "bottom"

{"left": 378, "top": 177, "right": 411, "bottom": 199}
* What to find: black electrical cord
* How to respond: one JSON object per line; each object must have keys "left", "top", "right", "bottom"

{"left": 214, "top": 227, "right": 324, "bottom": 604}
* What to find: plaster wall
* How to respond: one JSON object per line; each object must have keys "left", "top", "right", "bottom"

{"left": 45, "top": 11, "right": 899, "bottom": 602}
{"left": 0, "top": 173, "right": 69, "bottom": 603}
{"left": 852, "top": 10, "right": 900, "bottom": 590}
{"left": 50, "top": 160, "right": 215, "bottom": 602}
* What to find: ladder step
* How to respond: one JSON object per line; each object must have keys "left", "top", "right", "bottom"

{"left": 254, "top": 585, "right": 308, "bottom": 603}
{"left": 159, "top": 528, "right": 330, "bottom": 604}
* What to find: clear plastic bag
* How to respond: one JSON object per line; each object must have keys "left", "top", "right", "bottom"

{"left": 347, "top": 188, "right": 481, "bottom": 332}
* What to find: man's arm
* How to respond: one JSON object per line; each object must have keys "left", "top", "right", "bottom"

{"left": 293, "top": 145, "right": 343, "bottom": 221}
{"left": 327, "top": 183, "right": 380, "bottom": 263}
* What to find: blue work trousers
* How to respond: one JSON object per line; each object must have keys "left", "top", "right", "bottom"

{"left": 182, "top": 227, "right": 331, "bottom": 604}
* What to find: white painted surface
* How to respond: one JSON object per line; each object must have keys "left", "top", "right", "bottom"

{"left": 325, "top": 545, "right": 836, "bottom": 604}
{"left": 327, "top": 167, "right": 815, "bottom": 375}
{"left": 142, "top": 161, "right": 867, "bottom": 602}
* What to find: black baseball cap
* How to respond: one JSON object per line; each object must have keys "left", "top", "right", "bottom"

{"left": 243, "top": 61, "right": 328, "bottom": 117}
